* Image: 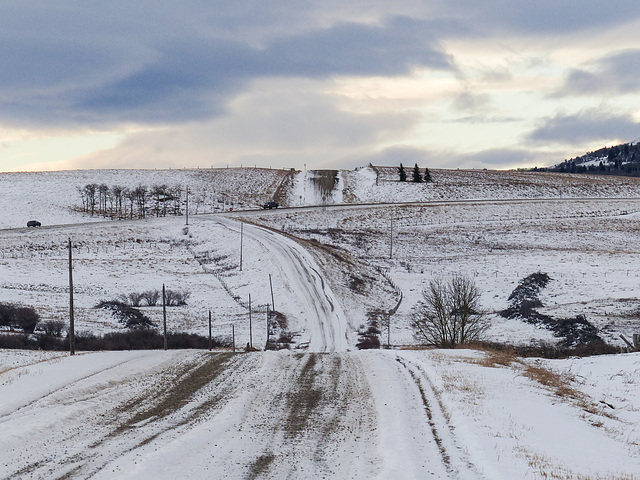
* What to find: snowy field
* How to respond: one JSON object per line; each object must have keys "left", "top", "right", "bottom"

{"left": 4, "top": 165, "right": 640, "bottom": 229}
{"left": 1, "top": 167, "right": 640, "bottom": 478}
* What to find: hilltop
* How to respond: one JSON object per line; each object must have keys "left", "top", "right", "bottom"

{"left": 4, "top": 166, "right": 640, "bottom": 229}
{"left": 549, "top": 141, "right": 640, "bottom": 176}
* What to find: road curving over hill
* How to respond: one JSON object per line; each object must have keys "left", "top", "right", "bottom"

{"left": 204, "top": 217, "right": 349, "bottom": 353}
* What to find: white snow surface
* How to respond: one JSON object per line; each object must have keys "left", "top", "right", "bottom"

{"left": 2, "top": 166, "right": 640, "bottom": 477}
{"left": 0, "top": 349, "right": 638, "bottom": 479}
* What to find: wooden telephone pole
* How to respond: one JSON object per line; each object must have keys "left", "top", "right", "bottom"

{"left": 248, "top": 294, "right": 253, "bottom": 348}
{"left": 239, "top": 223, "right": 244, "bottom": 271}
{"left": 208, "top": 310, "right": 212, "bottom": 351}
{"left": 163, "top": 284, "right": 167, "bottom": 350}
{"left": 185, "top": 187, "right": 189, "bottom": 225}
{"left": 68, "top": 238, "right": 75, "bottom": 355}
{"left": 389, "top": 215, "right": 394, "bottom": 260}
{"left": 269, "top": 274, "right": 275, "bottom": 312}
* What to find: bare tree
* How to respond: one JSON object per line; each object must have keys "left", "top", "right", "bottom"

{"left": 98, "top": 184, "right": 109, "bottom": 216}
{"left": 141, "top": 290, "right": 160, "bottom": 306}
{"left": 151, "top": 184, "right": 168, "bottom": 217}
{"left": 111, "top": 185, "right": 125, "bottom": 218}
{"left": 164, "top": 289, "right": 191, "bottom": 306}
{"left": 41, "top": 320, "right": 66, "bottom": 337}
{"left": 411, "top": 275, "right": 487, "bottom": 348}
{"left": 83, "top": 184, "right": 98, "bottom": 215}
{"left": 125, "top": 292, "right": 145, "bottom": 307}
{"left": 134, "top": 185, "right": 147, "bottom": 218}
{"left": 124, "top": 187, "right": 135, "bottom": 218}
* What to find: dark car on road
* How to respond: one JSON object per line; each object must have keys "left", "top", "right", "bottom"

{"left": 263, "top": 201, "right": 279, "bottom": 209}
{"left": 27, "top": 220, "right": 41, "bottom": 227}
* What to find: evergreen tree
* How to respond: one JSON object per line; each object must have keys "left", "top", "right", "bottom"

{"left": 412, "top": 163, "right": 423, "bottom": 183}
{"left": 424, "top": 167, "right": 433, "bottom": 182}
{"left": 398, "top": 163, "right": 407, "bottom": 182}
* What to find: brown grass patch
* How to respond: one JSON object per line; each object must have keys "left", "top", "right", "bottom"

{"left": 516, "top": 446, "right": 637, "bottom": 480}
{"left": 522, "top": 364, "right": 581, "bottom": 400}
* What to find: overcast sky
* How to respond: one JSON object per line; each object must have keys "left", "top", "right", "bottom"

{"left": 2, "top": 1, "right": 640, "bottom": 172}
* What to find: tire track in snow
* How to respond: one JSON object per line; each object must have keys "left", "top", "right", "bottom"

{"left": 206, "top": 217, "right": 348, "bottom": 352}
{"left": 0, "top": 352, "right": 246, "bottom": 480}
{"left": 90, "top": 352, "right": 378, "bottom": 480}
{"left": 395, "top": 355, "right": 484, "bottom": 480}
{"left": 0, "top": 352, "right": 158, "bottom": 420}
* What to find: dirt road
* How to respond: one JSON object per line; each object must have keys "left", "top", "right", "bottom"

{"left": 0, "top": 350, "right": 486, "bottom": 479}
{"left": 207, "top": 217, "right": 349, "bottom": 352}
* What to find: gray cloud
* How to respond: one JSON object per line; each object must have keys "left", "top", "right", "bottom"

{"left": 0, "top": 5, "right": 454, "bottom": 128}
{"left": 4, "top": 1, "right": 640, "bottom": 173}
{"left": 438, "top": 0, "right": 640, "bottom": 35}
{"left": 557, "top": 49, "right": 640, "bottom": 96}
{"left": 452, "top": 89, "right": 492, "bottom": 112}
{"left": 448, "top": 148, "right": 545, "bottom": 168}
{"left": 346, "top": 146, "right": 432, "bottom": 169}
{"left": 5, "top": 1, "right": 634, "bottom": 129}
{"left": 527, "top": 109, "right": 640, "bottom": 144}
{"left": 68, "top": 83, "right": 422, "bottom": 170}
{"left": 346, "top": 145, "right": 548, "bottom": 170}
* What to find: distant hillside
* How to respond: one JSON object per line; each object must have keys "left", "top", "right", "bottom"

{"left": 3, "top": 166, "right": 640, "bottom": 229}
{"left": 549, "top": 141, "right": 640, "bottom": 176}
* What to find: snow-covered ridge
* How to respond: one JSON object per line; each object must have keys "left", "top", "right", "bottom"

{"left": 0, "top": 168, "right": 291, "bottom": 229}
{"left": 3, "top": 166, "right": 640, "bottom": 229}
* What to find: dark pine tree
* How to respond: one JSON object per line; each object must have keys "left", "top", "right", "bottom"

{"left": 398, "top": 163, "right": 407, "bottom": 182}
{"left": 412, "top": 163, "right": 423, "bottom": 183}
{"left": 423, "top": 167, "right": 433, "bottom": 182}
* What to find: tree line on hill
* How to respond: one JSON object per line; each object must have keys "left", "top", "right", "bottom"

{"left": 78, "top": 183, "right": 183, "bottom": 219}
{"left": 77, "top": 183, "right": 238, "bottom": 219}
{"left": 398, "top": 163, "right": 433, "bottom": 183}
{"left": 542, "top": 141, "right": 640, "bottom": 176}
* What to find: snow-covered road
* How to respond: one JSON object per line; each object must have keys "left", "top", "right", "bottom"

{"left": 0, "top": 351, "right": 483, "bottom": 479}
{"left": 2, "top": 349, "right": 638, "bottom": 479}
{"left": 206, "top": 217, "right": 348, "bottom": 352}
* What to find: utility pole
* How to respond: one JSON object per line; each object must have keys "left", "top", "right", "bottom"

{"left": 68, "top": 238, "right": 75, "bottom": 355}
{"left": 269, "top": 274, "right": 275, "bottom": 312}
{"left": 248, "top": 294, "right": 253, "bottom": 348}
{"left": 208, "top": 310, "right": 212, "bottom": 351}
{"left": 266, "top": 304, "right": 270, "bottom": 350}
{"left": 387, "top": 316, "right": 391, "bottom": 349}
{"left": 239, "top": 222, "right": 244, "bottom": 271}
{"left": 389, "top": 214, "right": 394, "bottom": 260}
{"left": 232, "top": 324, "right": 235, "bottom": 352}
{"left": 185, "top": 187, "right": 189, "bottom": 225}
{"left": 163, "top": 284, "right": 167, "bottom": 350}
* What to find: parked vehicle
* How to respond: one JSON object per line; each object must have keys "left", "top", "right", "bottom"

{"left": 27, "top": 220, "right": 41, "bottom": 227}
{"left": 262, "top": 201, "right": 279, "bottom": 209}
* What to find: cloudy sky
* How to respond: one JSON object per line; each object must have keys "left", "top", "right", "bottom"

{"left": 2, "top": 1, "right": 640, "bottom": 172}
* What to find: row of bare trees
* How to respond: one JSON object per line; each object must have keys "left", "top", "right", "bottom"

{"left": 79, "top": 183, "right": 187, "bottom": 219}
{"left": 79, "top": 183, "right": 156, "bottom": 219}
{"left": 79, "top": 183, "right": 238, "bottom": 219}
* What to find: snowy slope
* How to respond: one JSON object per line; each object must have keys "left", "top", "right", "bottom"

{"left": 4, "top": 166, "right": 640, "bottom": 229}
{"left": 0, "top": 168, "right": 291, "bottom": 229}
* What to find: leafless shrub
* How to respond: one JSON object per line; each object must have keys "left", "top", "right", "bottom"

{"left": 95, "top": 301, "right": 156, "bottom": 329}
{"left": 266, "top": 311, "right": 295, "bottom": 350}
{"left": 411, "top": 275, "right": 487, "bottom": 348}
{"left": 15, "top": 306, "right": 39, "bottom": 334}
{"left": 41, "top": 320, "right": 66, "bottom": 337}
{"left": 127, "top": 292, "right": 146, "bottom": 307}
{"left": 141, "top": 290, "right": 160, "bottom": 306}
{"left": 164, "top": 289, "right": 191, "bottom": 306}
